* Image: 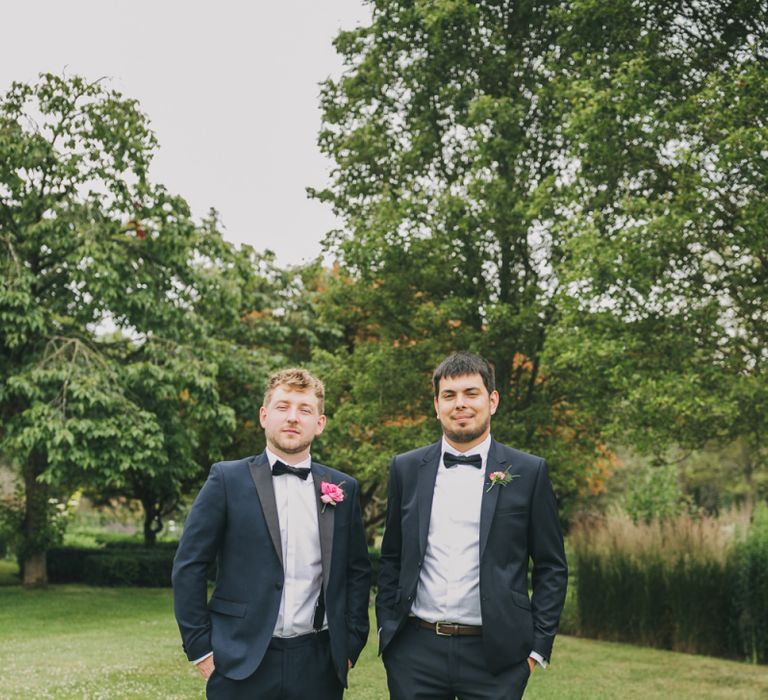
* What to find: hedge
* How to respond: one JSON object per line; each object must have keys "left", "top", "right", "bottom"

{"left": 47, "top": 543, "right": 221, "bottom": 587}
{"left": 571, "top": 507, "right": 768, "bottom": 663}
{"left": 730, "top": 508, "right": 768, "bottom": 663}
{"left": 83, "top": 550, "right": 176, "bottom": 587}
{"left": 48, "top": 547, "right": 106, "bottom": 584}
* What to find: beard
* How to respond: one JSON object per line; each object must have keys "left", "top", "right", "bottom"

{"left": 266, "top": 429, "right": 314, "bottom": 456}
{"left": 441, "top": 414, "right": 490, "bottom": 445}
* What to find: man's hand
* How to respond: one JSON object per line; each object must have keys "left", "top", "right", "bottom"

{"left": 348, "top": 659, "right": 353, "bottom": 671}
{"left": 196, "top": 655, "right": 215, "bottom": 680}
{"left": 527, "top": 657, "right": 536, "bottom": 674}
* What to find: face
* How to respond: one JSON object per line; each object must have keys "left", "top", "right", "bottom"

{"left": 260, "top": 385, "right": 326, "bottom": 461}
{"left": 434, "top": 372, "right": 499, "bottom": 448}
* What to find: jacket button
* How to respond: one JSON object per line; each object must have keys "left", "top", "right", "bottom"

{"left": 275, "top": 582, "right": 283, "bottom": 590}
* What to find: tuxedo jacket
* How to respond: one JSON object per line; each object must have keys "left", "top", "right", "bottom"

{"left": 172, "top": 453, "right": 371, "bottom": 686}
{"left": 375, "top": 439, "right": 567, "bottom": 673}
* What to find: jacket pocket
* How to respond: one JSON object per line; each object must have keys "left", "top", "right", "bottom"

{"left": 495, "top": 507, "right": 528, "bottom": 517}
{"left": 208, "top": 596, "right": 247, "bottom": 618}
{"left": 511, "top": 590, "right": 531, "bottom": 610}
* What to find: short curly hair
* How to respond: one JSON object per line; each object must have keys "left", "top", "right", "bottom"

{"left": 263, "top": 368, "right": 325, "bottom": 414}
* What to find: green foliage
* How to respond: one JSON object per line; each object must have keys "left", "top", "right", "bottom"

{"left": 622, "top": 462, "right": 686, "bottom": 523}
{"left": 314, "top": 0, "right": 768, "bottom": 522}
{"left": 0, "top": 74, "right": 282, "bottom": 575}
{"left": 0, "top": 492, "right": 69, "bottom": 560}
{"left": 544, "top": 1, "right": 768, "bottom": 493}
{"left": 82, "top": 550, "right": 175, "bottom": 587}
{"left": 47, "top": 546, "right": 104, "bottom": 584}
{"left": 48, "top": 544, "right": 178, "bottom": 586}
{"left": 314, "top": 1, "right": 619, "bottom": 522}
{"left": 730, "top": 504, "right": 768, "bottom": 663}
{"left": 571, "top": 508, "right": 768, "bottom": 662}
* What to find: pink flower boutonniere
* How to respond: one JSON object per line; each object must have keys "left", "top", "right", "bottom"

{"left": 320, "top": 481, "right": 345, "bottom": 512}
{"left": 487, "top": 467, "right": 519, "bottom": 493}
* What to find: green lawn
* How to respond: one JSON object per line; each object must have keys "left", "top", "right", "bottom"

{"left": 0, "top": 585, "right": 765, "bottom": 699}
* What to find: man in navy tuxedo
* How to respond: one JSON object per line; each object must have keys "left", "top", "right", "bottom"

{"left": 376, "top": 352, "right": 567, "bottom": 700}
{"left": 172, "top": 368, "right": 370, "bottom": 700}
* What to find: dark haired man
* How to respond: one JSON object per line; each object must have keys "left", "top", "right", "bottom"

{"left": 376, "top": 352, "right": 567, "bottom": 700}
{"left": 172, "top": 368, "right": 370, "bottom": 700}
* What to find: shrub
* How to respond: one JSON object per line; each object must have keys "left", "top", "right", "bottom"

{"left": 83, "top": 550, "right": 176, "bottom": 587}
{"left": 48, "top": 547, "right": 108, "bottom": 583}
{"left": 730, "top": 504, "right": 768, "bottom": 663}
{"left": 103, "top": 540, "right": 179, "bottom": 551}
{"left": 49, "top": 541, "right": 222, "bottom": 586}
{"left": 48, "top": 544, "right": 180, "bottom": 585}
{"left": 571, "top": 509, "right": 749, "bottom": 659}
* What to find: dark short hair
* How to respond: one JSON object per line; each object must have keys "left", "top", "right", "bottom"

{"left": 432, "top": 352, "right": 496, "bottom": 397}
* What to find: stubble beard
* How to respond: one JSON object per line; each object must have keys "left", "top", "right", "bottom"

{"left": 268, "top": 430, "right": 313, "bottom": 456}
{"left": 441, "top": 415, "right": 490, "bottom": 446}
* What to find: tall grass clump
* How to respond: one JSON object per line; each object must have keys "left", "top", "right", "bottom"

{"left": 571, "top": 508, "right": 754, "bottom": 659}
{"left": 730, "top": 503, "right": 768, "bottom": 663}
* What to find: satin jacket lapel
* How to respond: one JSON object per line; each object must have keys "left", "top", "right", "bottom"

{"left": 312, "top": 464, "right": 334, "bottom": 591}
{"left": 479, "top": 439, "right": 509, "bottom": 561}
{"left": 416, "top": 442, "right": 442, "bottom": 559}
{"left": 248, "top": 453, "right": 284, "bottom": 569}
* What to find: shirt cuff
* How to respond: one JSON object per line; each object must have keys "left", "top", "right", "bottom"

{"left": 529, "top": 651, "right": 548, "bottom": 668}
{"left": 192, "top": 651, "right": 213, "bottom": 665}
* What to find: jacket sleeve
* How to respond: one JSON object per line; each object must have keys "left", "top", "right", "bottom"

{"left": 528, "top": 459, "right": 568, "bottom": 661}
{"left": 345, "top": 478, "right": 372, "bottom": 665}
{"left": 375, "top": 456, "right": 402, "bottom": 629}
{"left": 171, "top": 463, "right": 227, "bottom": 662}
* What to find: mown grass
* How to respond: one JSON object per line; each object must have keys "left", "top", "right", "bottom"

{"left": 0, "top": 584, "right": 765, "bottom": 699}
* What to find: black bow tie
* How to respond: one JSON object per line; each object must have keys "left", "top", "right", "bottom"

{"left": 272, "top": 460, "right": 310, "bottom": 480}
{"left": 443, "top": 452, "right": 483, "bottom": 469}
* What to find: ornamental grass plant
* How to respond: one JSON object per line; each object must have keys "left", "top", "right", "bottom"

{"left": 570, "top": 507, "right": 766, "bottom": 661}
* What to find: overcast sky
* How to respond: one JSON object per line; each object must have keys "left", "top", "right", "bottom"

{"left": 1, "top": 1, "right": 371, "bottom": 266}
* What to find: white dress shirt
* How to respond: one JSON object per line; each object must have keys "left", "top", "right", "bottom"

{"left": 411, "top": 435, "right": 490, "bottom": 625}
{"left": 267, "top": 448, "right": 326, "bottom": 637}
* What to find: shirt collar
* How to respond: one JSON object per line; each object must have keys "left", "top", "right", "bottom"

{"left": 265, "top": 447, "right": 312, "bottom": 472}
{"left": 441, "top": 434, "right": 492, "bottom": 468}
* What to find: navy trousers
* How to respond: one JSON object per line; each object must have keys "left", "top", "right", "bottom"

{"left": 206, "top": 630, "right": 344, "bottom": 700}
{"left": 383, "top": 621, "right": 531, "bottom": 700}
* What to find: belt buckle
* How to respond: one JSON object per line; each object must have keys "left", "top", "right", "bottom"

{"left": 434, "top": 621, "right": 453, "bottom": 636}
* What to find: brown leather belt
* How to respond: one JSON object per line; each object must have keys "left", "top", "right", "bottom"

{"left": 411, "top": 617, "right": 483, "bottom": 636}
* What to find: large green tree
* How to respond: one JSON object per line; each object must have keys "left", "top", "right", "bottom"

{"left": 314, "top": 0, "right": 768, "bottom": 523}
{"left": 545, "top": 0, "right": 768, "bottom": 507}
{"left": 312, "top": 0, "right": 613, "bottom": 525}
{"left": 0, "top": 74, "right": 248, "bottom": 583}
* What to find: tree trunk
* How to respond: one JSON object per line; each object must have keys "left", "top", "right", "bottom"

{"left": 22, "top": 453, "right": 48, "bottom": 588}
{"left": 142, "top": 497, "right": 159, "bottom": 548}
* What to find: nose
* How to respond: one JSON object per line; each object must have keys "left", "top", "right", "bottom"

{"left": 286, "top": 407, "right": 300, "bottom": 422}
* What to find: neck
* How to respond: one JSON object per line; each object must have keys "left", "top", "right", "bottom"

{"left": 267, "top": 442, "right": 311, "bottom": 465}
{"left": 444, "top": 430, "right": 490, "bottom": 453}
